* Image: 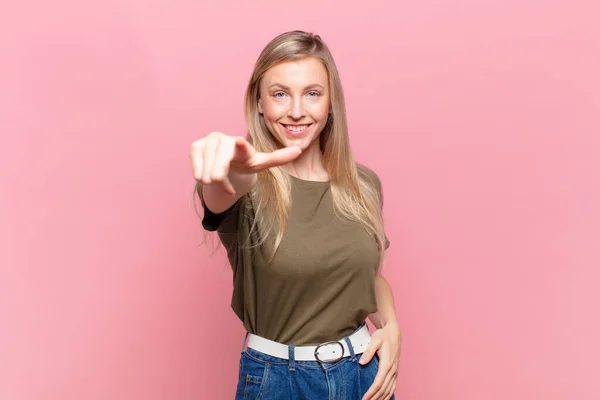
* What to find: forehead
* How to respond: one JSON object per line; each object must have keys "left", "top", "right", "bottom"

{"left": 261, "top": 57, "right": 328, "bottom": 88}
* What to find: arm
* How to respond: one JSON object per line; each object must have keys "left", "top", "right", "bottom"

{"left": 201, "top": 172, "right": 256, "bottom": 214}
{"left": 361, "top": 256, "right": 401, "bottom": 400}
{"left": 368, "top": 271, "right": 400, "bottom": 331}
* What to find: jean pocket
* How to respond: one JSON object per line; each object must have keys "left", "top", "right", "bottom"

{"left": 237, "top": 352, "right": 270, "bottom": 400}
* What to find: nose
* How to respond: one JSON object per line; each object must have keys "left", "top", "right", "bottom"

{"left": 287, "top": 98, "right": 305, "bottom": 119}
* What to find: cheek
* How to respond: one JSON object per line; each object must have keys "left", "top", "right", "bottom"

{"left": 261, "top": 101, "right": 284, "bottom": 121}
{"left": 308, "top": 96, "right": 330, "bottom": 119}
{"left": 310, "top": 104, "right": 330, "bottom": 122}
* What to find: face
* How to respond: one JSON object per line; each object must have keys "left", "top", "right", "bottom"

{"left": 258, "top": 57, "right": 330, "bottom": 152}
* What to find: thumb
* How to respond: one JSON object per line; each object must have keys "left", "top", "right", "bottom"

{"left": 359, "top": 341, "right": 379, "bottom": 365}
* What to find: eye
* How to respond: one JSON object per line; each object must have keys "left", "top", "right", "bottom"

{"left": 273, "top": 92, "right": 286, "bottom": 98}
{"left": 307, "top": 91, "right": 320, "bottom": 97}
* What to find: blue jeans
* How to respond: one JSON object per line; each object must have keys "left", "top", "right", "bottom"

{"left": 235, "top": 335, "right": 396, "bottom": 399}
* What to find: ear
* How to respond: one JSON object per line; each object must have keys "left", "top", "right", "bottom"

{"left": 258, "top": 98, "right": 263, "bottom": 115}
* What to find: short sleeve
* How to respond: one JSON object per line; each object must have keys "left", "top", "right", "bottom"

{"left": 357, "top": 164, "right": 390, "bottom": 250}
{"left": 378, "top": 183, "right": 391, "bottom": 250}
{"left": 198, "top": 184, "right": 242, "bottom": 233}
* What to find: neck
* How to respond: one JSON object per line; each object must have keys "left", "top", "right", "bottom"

{"left": 285, "top": 140, "right": 328, "bottom": 181}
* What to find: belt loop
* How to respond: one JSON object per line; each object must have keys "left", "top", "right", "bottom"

{"left": 343, "top": 336, "right": 357, "bottom": 362}
{"left": 288, "top": 344, "right": 296, "bottom": 372}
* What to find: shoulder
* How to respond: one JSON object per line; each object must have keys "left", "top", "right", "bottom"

{"left": 356, "top": 163, "right": 383, "bottom": 193}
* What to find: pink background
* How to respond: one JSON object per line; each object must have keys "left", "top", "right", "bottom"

{"left": 1, "top": 0, "right": 598, "bottom": 399}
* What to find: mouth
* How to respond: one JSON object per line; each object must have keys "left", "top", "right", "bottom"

{"left": 281, "top": 123, "right": 312, "bottom": 136}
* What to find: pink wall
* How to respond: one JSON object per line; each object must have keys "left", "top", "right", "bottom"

{"left": 1, "top": 0, "right": 598, "bottom": 399}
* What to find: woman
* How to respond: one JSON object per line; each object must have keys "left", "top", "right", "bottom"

{"left": 190, "top": 30, "right": 400, "bottom": 400}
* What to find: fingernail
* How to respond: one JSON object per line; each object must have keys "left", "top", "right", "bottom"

{"left": 359, "top": 357, "right": 366, "bottom": 365}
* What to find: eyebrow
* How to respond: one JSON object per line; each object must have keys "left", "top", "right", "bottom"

{"left": 268, "top": 83, "right": 325, "bottom": 91}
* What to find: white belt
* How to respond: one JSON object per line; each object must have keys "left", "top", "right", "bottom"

{"left": 245, "top": 324, "right": 371, "bottom": 363}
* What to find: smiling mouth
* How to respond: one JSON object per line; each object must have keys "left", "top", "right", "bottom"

{"left": 281, "top": 124, "right": 311, "bottom": 134}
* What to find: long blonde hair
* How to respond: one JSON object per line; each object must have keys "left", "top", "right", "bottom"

{"left": 241, "top": 30, "right": 387, "bottom": 268}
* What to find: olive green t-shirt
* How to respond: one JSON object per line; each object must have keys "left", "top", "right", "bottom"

{"left": 201, "top": 166, "right": 389, "bottom": 346}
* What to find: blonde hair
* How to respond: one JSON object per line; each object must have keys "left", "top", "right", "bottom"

{"left": 239, "top": 30, "right": 387, "bottom": 268}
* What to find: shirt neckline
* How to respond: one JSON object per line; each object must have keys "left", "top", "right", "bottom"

{"left": 288, "top": 173, "right": 330, "bottom": 187}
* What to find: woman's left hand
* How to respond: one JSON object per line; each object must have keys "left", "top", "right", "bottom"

{"left": 360, "top": 323, "right": 401, "bottom": 400}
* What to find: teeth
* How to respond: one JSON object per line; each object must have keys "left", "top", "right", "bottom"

{"left": 286, "top": 125, "right": 308, "bottom": 132}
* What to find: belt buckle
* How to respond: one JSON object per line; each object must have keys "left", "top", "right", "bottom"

{"left": 314, "top": 341, "right": 344, "bottom": 363}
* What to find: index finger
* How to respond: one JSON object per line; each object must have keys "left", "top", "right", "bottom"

{"left": 231, "top": 137, "right": 256, "bottom": 162}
